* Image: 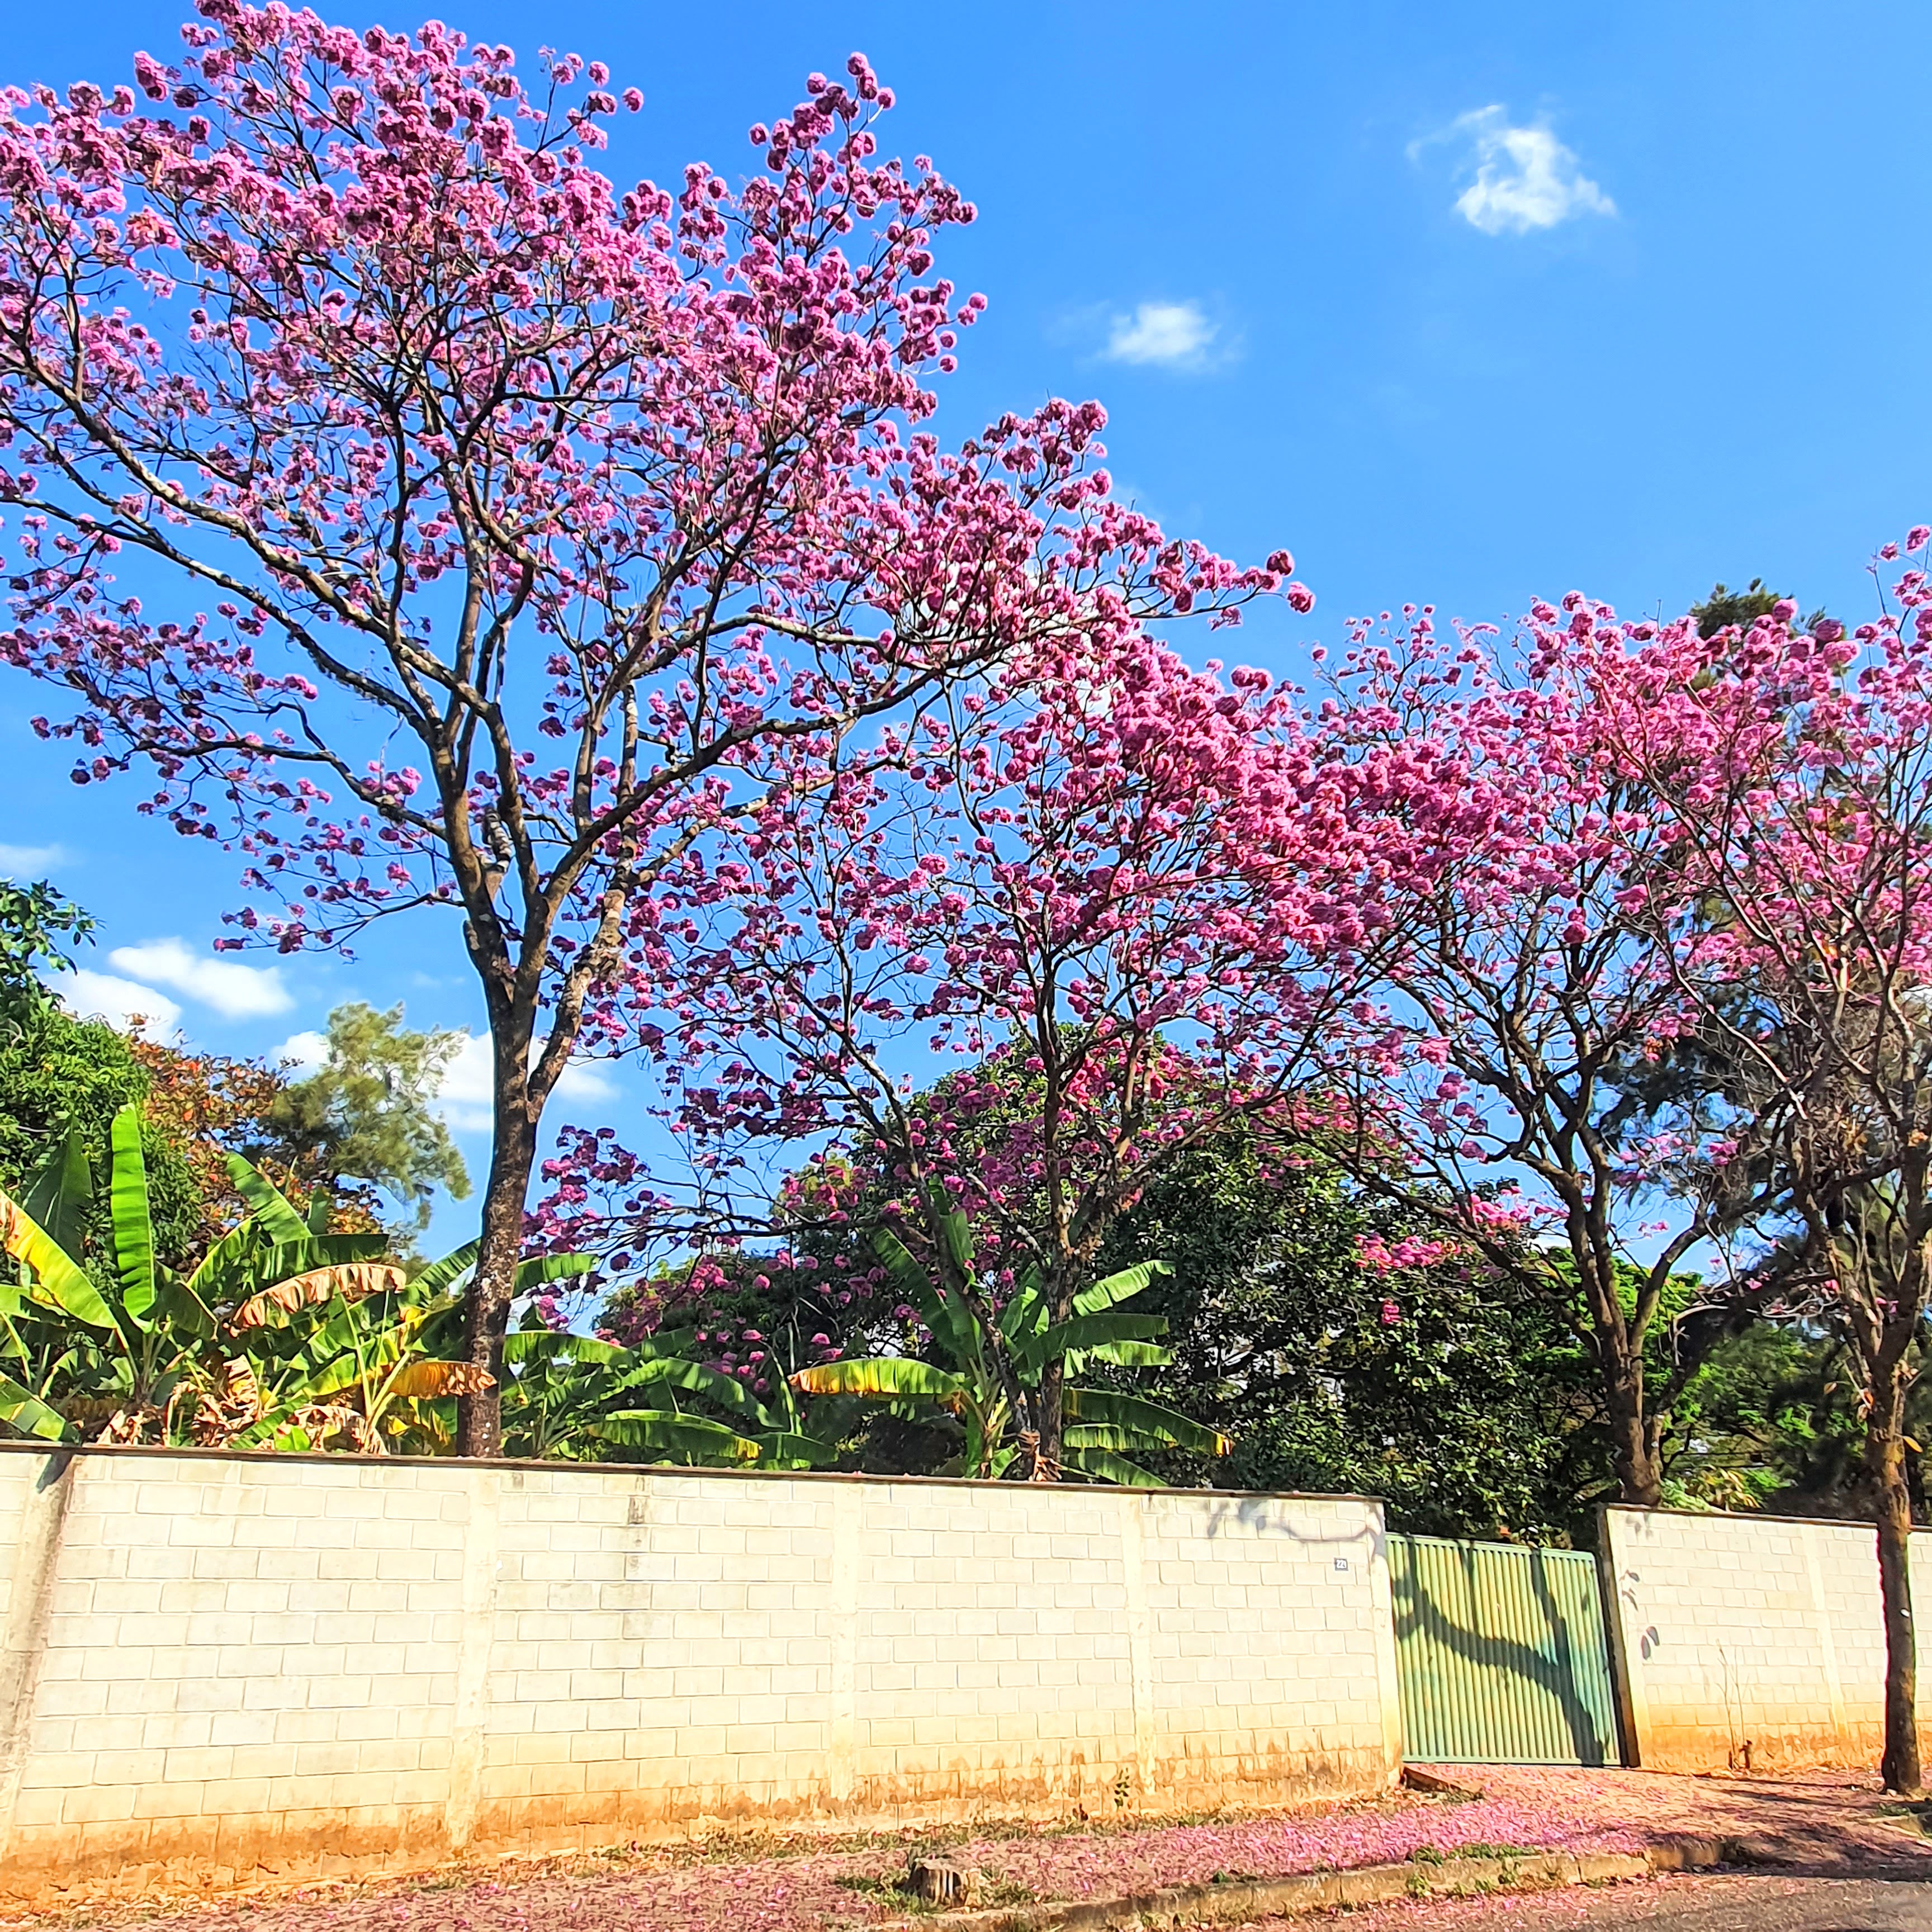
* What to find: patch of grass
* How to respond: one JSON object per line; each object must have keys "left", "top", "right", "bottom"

{"left": 983, "top": 1879, "right": 1039, "bottom": 1907}
{"left": 832, "top": 1869, "right": 1034, "bottom": 1914}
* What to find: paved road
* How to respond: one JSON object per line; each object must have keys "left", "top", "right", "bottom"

{"left": 1576, "top": 1877, "right": 1932, "bottom": 1932}
{"left": 1243, "top": 1873, "right": 1932, "bottom": 1932}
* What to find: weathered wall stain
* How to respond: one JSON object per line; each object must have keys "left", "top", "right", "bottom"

{"left": 1601, "top": 1504, "right": 1932, "bottom": 1775}
{"left": 0, "top": 1443, "right": 1400, "bottom": 1905}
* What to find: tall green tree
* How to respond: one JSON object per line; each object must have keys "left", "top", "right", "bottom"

{"left": 263, "top": 1003, "right": 471, "bottom": 1233}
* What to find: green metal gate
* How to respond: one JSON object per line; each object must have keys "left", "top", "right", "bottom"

{"left": 1388, "top": 1533, "right": 1621, "bottom": 1765}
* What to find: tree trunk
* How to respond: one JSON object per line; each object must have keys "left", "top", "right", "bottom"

{"left": 456, "top": 1083, "right": 540, "bottom": 1459}
{"left": 1033, "top": 1359, "right": 1064, "bottom": 1481}
{"left": 1598, "top": 1340, "right": 1664, "bottom": 1508}
{"left": 1868, "top": 1363, "right": 1922, "bottom": 1794}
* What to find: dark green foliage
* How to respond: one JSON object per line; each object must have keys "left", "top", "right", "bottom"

{"left": 1690, "top": 579, "right": 1783, "bottom": 639}
{"left": 1689, "top": 579, "right": 1833, "bottom": 643}
{"left": 0, "top": 1002, "right": 202, "bottom": 1272}
{"left": 1659, "top": 1322, "right": 1872, "bottom": 1518}
{"left": 0, "top": 879, "right": 94, "bottom": 1024}
{"left": 1090, "top": 1136, "right": 1607, "bottom": 1540}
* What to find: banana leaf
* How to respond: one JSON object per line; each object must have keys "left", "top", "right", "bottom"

{"left": 1025, "top": 1311, "right": 1168, "bottom": 1371}
{"left": 1071, "top": 1340, "right": 1173, "bottom": 1371}
{"left": 997, "top": 1267, "right": 1052, "bottom": 1355}
{"left": 932, "top": 1194, "right": 975, "bottom": 1275}
{"left": 502, "top": 1329, "right": 636, "bottom": 1368}
{"left": 791, "top": 1355, "right": 968, "bottom": 1409}
{"left": 388, "top": 1358, "right": 495, "bottom": 1399}
{"left": 1064, "top": 1445, "right": 1164, "bottom": 1487}
{"left": 21, "top": 1124, "right": 91, "bottom": 1259}
{"left": 230, "top": 1263, "right": 409, "bottom": 1330}
{"left": 873, "top": 1228, "right": 974, "bottom": 1363}
{"left": 0, "top": 1191, "right": 113, "bottom": 1330}
{"left": 593, "top": 1410, "right": 764, "bottom": 1462}
{"left": 224, "top": 1154, "right": 310, "bottom": 1245}
{"left": 411, "top": 1240, "right": 479, "bottom": 1297}
{"left": 108, "top": 1106, "right": 157, "bottom": 1325}
{"left": 0, "top": 1372, "right": 73, "bottom": 1442}
{"left": 1063, "top": 1385, "right": 1230, "bottom": 1455}
{"left": 191, "top": 1230, "right": 387, "bottom": 1306}
{"left": 1064, "top": 1423, "right": 1167, "bottom": 1452}
{"left": 515, "top": 1252, "right": 597, "bottom": 1292}
{"left": 622, "top": 1354, "right": 776, "bottom": 1423}
{"left": 1072, "top": 1259, "right": 1171, "bottom": 1318}
{"left": 749, "top": 1429, "right": 837, "bottom": 1468}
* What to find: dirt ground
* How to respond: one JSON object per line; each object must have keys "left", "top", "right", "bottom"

{"left": 16, "top": 1765, "right": 1932, "bottom": 1932}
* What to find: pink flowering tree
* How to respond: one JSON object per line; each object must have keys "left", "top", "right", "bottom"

{"left": 0, "top": 4, "right": 1275, "bottom": 1450}
{"left": 1323, "top": 604, "right": 1786, "bottom": 1510}
{"left": 604, "top": 614, "right": 1468, "bottom": 1479}
{"left": 1583, "top": 546, "right": 1932, "bottom": 1792}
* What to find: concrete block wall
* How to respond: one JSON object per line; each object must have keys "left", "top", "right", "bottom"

{"left": 1601, "top": 1504, "right": 1932, "bottom": 1773}
{"left": 0, "top": 1444, "right": 1401, "bottom": 1901}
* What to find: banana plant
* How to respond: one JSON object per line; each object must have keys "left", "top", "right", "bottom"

{"left": 792, "top": 1206, "right": 1228, "bottom": 1485}
{"left": 235, "top": 1295, "right": 494, "bottom": 1454}
{"left": 0, "top": 1106, "right": 391, "bottom": 1444}
{"left": 221, "top": 1241, "right": 590, "bottom": 1453}
{"left": 495, "top": 1310, "right": 838, "bottom": 1467}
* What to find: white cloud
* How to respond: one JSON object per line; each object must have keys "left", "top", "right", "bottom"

{"left": 1426, "top": 107, "right": 1615, "bottom": 236}
{"left": 106, "top": 937, "right": 294, "bottom": 1019}
{"left": 56, "top": 969, "right": 182, "bottom": 1038}
{"left": 271, "top": 1029, "right": 331, "bottom": 1077}
{"left": 0, "top": 842, "right": 72, "bottom": 876}
{"left": 1103, "top": 301, "right": 1219, "bottom": 370}
{"left": 557, "top": 1058, "right": 620, "bottom": 1106}
{"left": 434, "top": 1031, "right": 619, "bottom": 1133}
{"left": 435, "top": 1034, "right": 494, "bottom": 1132}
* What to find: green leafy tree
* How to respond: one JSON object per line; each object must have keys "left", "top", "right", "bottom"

{"left": 1655, "top": 1322, "right": 1864, "bottom": 1513}
{"left": 0, "top": 895, "right": 206, "bottom": 1268}
{"left": 1085, "top": 1135, "right": 1611, "bottom": 1538}
{"left": 264, "top": 1003, "right": 471, "bottom": 1232}
{"left": 1690, "top": 579, "right": 1783, "bottom": 640}
{"left": 0, "top": 879, "right": 94, "bottom": 1027}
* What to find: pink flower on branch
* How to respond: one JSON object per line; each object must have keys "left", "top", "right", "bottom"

{"left": 0, "top": 4, "right": 1281, "bottom": 1451}
{"left": 617, "top": 614, "right": 1483, "bottom": 1472}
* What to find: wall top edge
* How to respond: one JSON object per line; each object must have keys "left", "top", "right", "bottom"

{"left": 1599, "top": 1501, "right": 1909, "bottom": 1532}
{"left": 1394, "top": 1531, "right": 1597, "bottom": 1555}
{"left": 0, "top": 1437, "right": 1385, "bottom": 1508}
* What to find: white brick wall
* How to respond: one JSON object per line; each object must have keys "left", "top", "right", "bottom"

{"left": 0, "top": 1445, "right": 1399, "bottom": 1900}
{"left": 1602, "top": 1504, "right": 1932, "bottom": 1773}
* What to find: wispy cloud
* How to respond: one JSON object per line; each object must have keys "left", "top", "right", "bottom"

{"left": 107, "top": 937, "right": 294, "bottom": 1019}
{"left": 1102, "top": 301, "right": 1223, "bottom": 371}
{"left": 1415, "top": 107, "right": 1615, "bottom": 236}
{"left": 0, "top": 842, "right": 72, "bottom": 877}
{"left": 57, "top": 969, "right": 182, "bottom": 1038}
{"left": 434, "top": 1032, "right": 618, "bottom": 1134}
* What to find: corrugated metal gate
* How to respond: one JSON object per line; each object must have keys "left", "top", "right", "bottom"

{"left": 1388, "top": 1533, "right": 1621, "bottom": 1765}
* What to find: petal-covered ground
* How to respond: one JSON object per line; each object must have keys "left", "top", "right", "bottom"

{"left": 25, "top": 1767, "right": 1932, "bottom": 1932}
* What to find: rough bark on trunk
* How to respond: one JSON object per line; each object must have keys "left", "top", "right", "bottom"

{"left": 1597, "top": 1337, "right": 1664, "bottom": 1508}
{"left": 1868, "top": 1363, "right": 1922, "bottom": 1794}
{"left": 456, "top": 1086, "right": 539, "bottom": 1460}
{"left": 1033, "top": 1359, "right": 1064, "bottom": 1482}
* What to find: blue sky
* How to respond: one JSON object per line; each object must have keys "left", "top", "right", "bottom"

{"left": 0, "top": 0, "right": 1924, "bottom": 1244}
